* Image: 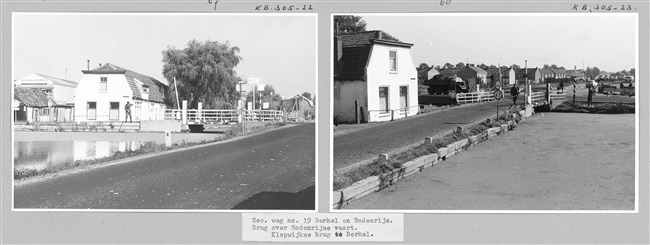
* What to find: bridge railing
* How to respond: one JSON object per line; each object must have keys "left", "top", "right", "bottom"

{"left": 243, "top": 110, "right": 284, "bottom": 122}
{"left": 530, "top": 91, "right": 546, "bottom": 105}
{"left": 162, "top": 109, "right": 283, "bottom": 123}
{"left": 456, "top": 91, "right": 495, "bottom": 104}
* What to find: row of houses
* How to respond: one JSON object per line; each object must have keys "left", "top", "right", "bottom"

{"left": 14, "top": 63, "right": 315, "bottom": 124}
{"left": 333, "top": 29, "right": 597, "bottom": 124}
{"left": 13, "top": 63, "right": 169, "bottom": 123}
{"left": 419, "top": 65, "right": 586, "bottom": 90}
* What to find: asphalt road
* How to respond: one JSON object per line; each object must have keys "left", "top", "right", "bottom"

{"left": 14, "top": 123, "right": 315, "bottom": 210}
{"left": 333, "top": 101, "right": 517, "bottom": 170}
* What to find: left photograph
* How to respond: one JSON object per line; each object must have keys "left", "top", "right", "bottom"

{"left": 12, "top": 13, "right": 317, "bottom": 211}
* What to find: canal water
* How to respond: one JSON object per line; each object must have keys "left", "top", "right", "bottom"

{"left": 14, "top": 141, "right": 142, "bottom": 171}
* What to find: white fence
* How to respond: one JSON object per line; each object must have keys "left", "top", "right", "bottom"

{"left": 456, "top": 91, "right": 496, "bottom": 104}
{"left": 162, "top": 109, "right": 283, "bottom": 124}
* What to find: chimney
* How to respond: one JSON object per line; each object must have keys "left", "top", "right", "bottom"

{"left": 377, "top": 31, "right": 382, "bottom": 40}
{"left": 99, "top": 63, "right": 102, "bottom": 67}
{"left": 87, "top": 60, "right": 90, "bottom": 70}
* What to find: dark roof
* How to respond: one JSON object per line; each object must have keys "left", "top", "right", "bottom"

{"left": 14, "top": 87, "right": 49, "bottom": 107}
{"left": 539, "top": 69, "right": 554, "bottom": 75}
{"left": 339, "top": 30, "right": 401, "bottom": 47}
{"left": 417, "top": 67, "right": 434, "bottom": 76}
{"left": 84, "top": 63, "right": 167, "bottom": 103}
{"left": 466, "top": 66, "right": 487, "bottom": 74}
{"left": 335, "top": 30, "right": 411, "bottom": 81}
{"left": 484, "top": 68, "right": 507, "bottom": 76}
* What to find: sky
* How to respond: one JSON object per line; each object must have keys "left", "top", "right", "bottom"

{"left": 13, "top": 13, "right": 316, "bottom": 98}
{"left": 360, "top": 14, "right": 636, "bottom": 72}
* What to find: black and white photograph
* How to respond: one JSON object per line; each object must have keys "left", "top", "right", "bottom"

{"left": 332, "top": 13, "right": 638, "bottom": 211}
{"left": 12, "top": 13, "right": 317, "bottom": 210}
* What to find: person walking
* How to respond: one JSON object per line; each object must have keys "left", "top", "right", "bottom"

{"left": 125, "top": 101, "right": 133, "bottom": 123}
{"left": 587, "top": 87, "right": 594, "bottom": 106}
{"left": 510, "top": 84, "right": 519, "bottom": 106}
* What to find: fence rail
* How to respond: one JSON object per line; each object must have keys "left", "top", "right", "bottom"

{"left": 456, "top": 91, "right": 496, "bottom": 104}
{"left": 161, "top": 109, "right": 283, "bottom": 124}
{"left": 530, "top": 91, "right": 546, "bottom": 104}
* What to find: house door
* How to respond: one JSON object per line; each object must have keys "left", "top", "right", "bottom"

{"left": 109, "top": 102, "right": 119, "bottom": 121}
{"left": 379, "top": 87, "right": 389, "bottom": 112}
{"left": 87, "top": 102, "right": 96, "bottom": 120}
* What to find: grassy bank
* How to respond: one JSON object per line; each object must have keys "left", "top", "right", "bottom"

{"left": 333, "top": 117, "right": 515, "bottom": 190}
{"left": 553, "top": 101, "right": 634, "bottom": 114}
{"left": 14, "top": 121, "right": 287, "bottom": 180}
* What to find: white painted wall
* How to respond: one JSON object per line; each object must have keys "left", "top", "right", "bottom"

{"left": 333, "top": 80, "right": 366, "bottom": 123}
{"left": 74, "top": 73, "right": 133, "bottom": 122}
{"left": 365, "top": 43, "right": 418, "bottom": 122}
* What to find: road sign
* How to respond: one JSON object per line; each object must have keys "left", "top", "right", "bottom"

{"left": 495, "top": 81, "right": 502, "bottom": 89}
{"left": 494, "top": 90, "right": 503, "bottom": 100}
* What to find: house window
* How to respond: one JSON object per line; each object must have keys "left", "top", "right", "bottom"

{"left": 87, "top": 102, "right": 97, "bottom": 120}
{"left": 41, "top": 108, "right": 50, "bottom": 116}
{"left": 379, "top": 87, "right": 389, "bottom": 112}
{"left": 100, "top": 77, "right": 107, "bottom": 91}
{"left": 142, "top": 85, "right": 149, "bottom": 94}
{"left": 399, "top": 86, "right": 408, "bottom": 109}
{"left": 389, "top": 50, "right": 397, "bottom": 72}
{"left": 109, "top": 102, "right": 119, "bottom": 121}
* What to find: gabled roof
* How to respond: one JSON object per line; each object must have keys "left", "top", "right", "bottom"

{"left": 284, "top": 93, "right": 314, "bottom": 107}
{"left": 83, "top": 63, "right": 167, "bottom": 103}
{"left": 335, "top": 30, "right": 412, "bottom": 81}
{"left": 465, "top": 66, "right": 487, "bottom": 74}
{"left": 35, "top": 74, "right": 78, "bottom": 88}
{"left": 339, "top": 30, "right": 401, "bottom": 47}
{"left": 14, "top": 87, "right": 49, "bottom": 107}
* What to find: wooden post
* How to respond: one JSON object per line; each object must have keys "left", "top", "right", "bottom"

{"left": 355, "top": 100, "right": 359, "bottom": 124}
{"left": 181, "top": 100, "right": 188, "bottom": 125}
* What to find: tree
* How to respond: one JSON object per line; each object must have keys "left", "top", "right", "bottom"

{"left": 550, "top": 64, "right": 559, "bottom": 69}
{"left": 512, "top": 64, "right": 521, "bottom": 69}
{"left": 334, "top": 15, "right": 367, "bottom": 34}
{"left": 443, "top": 63, "right": 454, "bottom": 69}
{"left": 301, "top": 92, "right": 312, "bottom": 100}
{"left": 489, "top": 65, "right": 497, "bottom": 69}
{"left": 418, "top": 63, "right": 430, "bottom": 71}
{"left": 162, "top": 39, "right": 242, "bottom": 109}
{"left": 455, "top": 62, "right": 465, "bottom": 68}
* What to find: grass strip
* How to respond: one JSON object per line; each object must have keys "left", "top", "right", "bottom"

{"left": 333, "top": 117, "right": 515, "bottom": 190}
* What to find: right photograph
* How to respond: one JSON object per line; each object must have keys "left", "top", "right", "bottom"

{"left": 331, "top": 13, "right": 637, "bottom": 211}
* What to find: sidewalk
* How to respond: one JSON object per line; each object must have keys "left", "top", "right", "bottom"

{"left": 345, "top": 113, "right": 635, "bottom": 210}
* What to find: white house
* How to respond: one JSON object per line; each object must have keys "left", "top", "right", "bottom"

{"left": 334, "top": 30, "right": 418, "bottom": 123}
{"left": 15, "top": 73, "right": 78, "bottom": 122}
{"left": 74, "top": 63, "right": 168, "bottom": 122}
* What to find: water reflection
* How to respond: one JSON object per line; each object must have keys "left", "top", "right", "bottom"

{"left": 14, "top": 141, "right": 141, "bottom": 171}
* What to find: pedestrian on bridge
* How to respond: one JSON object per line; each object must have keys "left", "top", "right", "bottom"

{"left": 125, "top": 101, "right": 133, "bottom": 123}
{"left": 587, "top": 87, "right": 594, "bottom": 106}
{"left": 510, "top": 84, "right": 519, "bottom": 106}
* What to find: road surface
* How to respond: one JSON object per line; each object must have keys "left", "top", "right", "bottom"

{"left": 344, "top": 113, "right": 635, "bottom": 210}
{"left": 334, "top": 101, "right": 516, "bottom": 170}
{"left": 14, "top": 123, "right": 315, "bottom": 210}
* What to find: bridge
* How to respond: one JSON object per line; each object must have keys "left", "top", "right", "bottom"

{"left": 158, "top": 100, "right": 284, "bottom": 132}
{"left": 455, "top": 83, "right": 567, "bottom": 109}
